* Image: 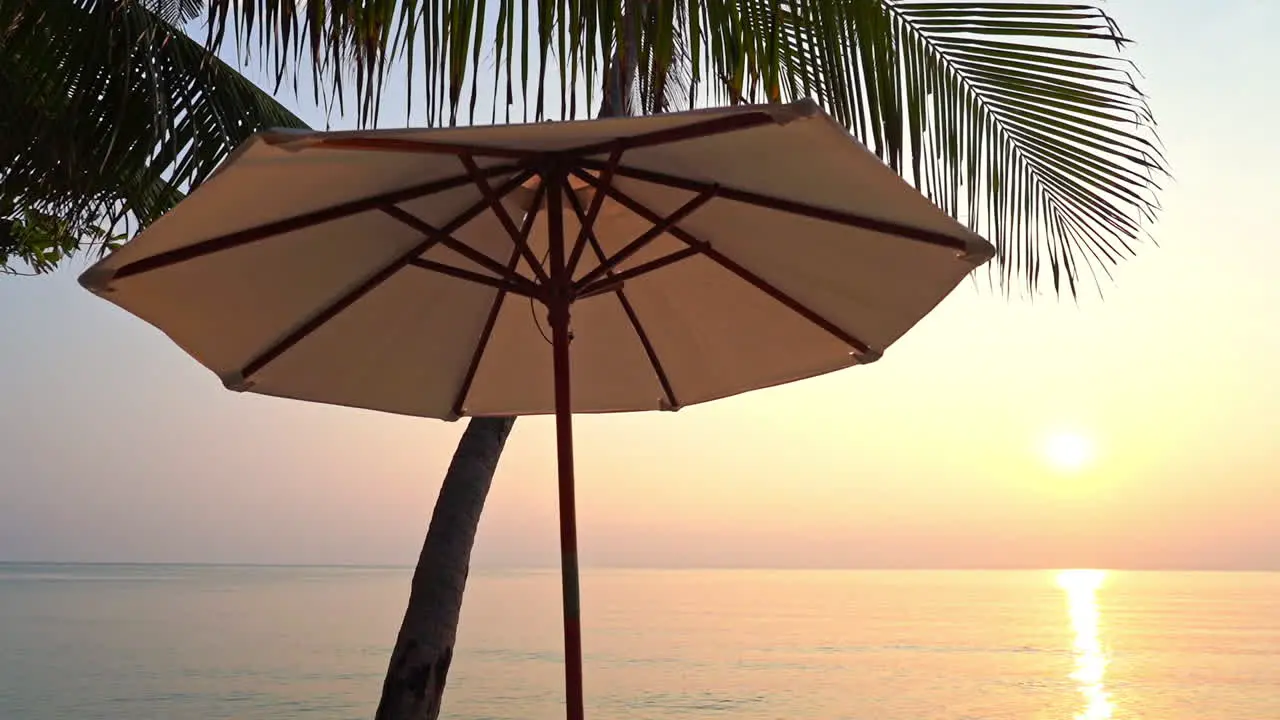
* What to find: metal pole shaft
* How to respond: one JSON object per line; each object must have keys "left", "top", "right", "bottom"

{"left": 546, "top": 166, "right": 585, "bottom": 720}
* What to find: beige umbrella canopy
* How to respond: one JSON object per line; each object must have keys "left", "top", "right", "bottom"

{"left": 80, "top": 99, "right": 992, "bottom": 720}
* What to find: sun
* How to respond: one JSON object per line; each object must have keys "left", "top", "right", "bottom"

{"left": 1044, "top": 432, "right": 1096, "bottom": 472}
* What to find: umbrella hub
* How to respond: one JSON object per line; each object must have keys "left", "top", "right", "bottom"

{"left": 510, "top": 170, "right": 600, "bottom": 213}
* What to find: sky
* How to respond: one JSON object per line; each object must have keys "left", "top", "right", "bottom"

{"left": 1, "top": 1, "right": 1277, "bottom": 569}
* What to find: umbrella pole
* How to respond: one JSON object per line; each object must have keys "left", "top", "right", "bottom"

{"left": 546, "top": 168, "right": 586, "bottom": 720}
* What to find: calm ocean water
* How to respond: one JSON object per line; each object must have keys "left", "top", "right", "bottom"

{"left": 0, "top": 565, "right": 1276, "bottom": 720}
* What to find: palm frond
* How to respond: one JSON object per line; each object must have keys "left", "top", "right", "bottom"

{"left": 863, "top": 2, "right": 1165, "bottom": 296}
{"left": 141, "top": 0, "right": 206, "bottom": 25}
{"left": 203, "top": 1, "right": 1170, "bottom": 295}
{"left": 692, "top": 0, "right": 1166, "bottom": 295}
{"left": 0, "top": 0, "right": 307, "bottom": 273}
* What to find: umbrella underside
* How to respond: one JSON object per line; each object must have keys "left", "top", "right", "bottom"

{"left": 84, "top": 104, "right": 989, "bottom": 421}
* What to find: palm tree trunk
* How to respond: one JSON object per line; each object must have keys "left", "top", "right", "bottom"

{"left": 374, "top": 14, "right": 639, "bottom": 719}
{"left": 373, "top": 416, "right": 516, "bottom": 720}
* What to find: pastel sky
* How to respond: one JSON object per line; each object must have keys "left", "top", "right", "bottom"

{"left": 1, "top": 1, "right": 1276, "bottom": 569}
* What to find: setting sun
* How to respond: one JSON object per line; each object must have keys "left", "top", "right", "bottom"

{"left": 1045, "top": 433, "right": 1097, "bottom": 473}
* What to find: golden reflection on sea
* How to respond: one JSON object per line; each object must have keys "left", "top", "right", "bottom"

{"left": 1057, "top": 569, "right": 1112, "bottom": 720}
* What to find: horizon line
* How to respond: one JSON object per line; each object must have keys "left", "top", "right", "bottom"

{"left": 1, "top": 560, "right": 1277, "bottom": 573}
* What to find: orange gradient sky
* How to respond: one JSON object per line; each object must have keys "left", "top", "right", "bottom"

{"left": 1, "top": 1, "right": 1276, "bottom": 568}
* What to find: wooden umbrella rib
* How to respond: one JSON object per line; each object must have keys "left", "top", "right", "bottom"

{"left": 407, "top": 259, "right": 539, "bottom": 298}
{"left": 460, "top": 153, "right": 551, "bottom": 285}
{"left": 697, "top": 248, "right": 874, "bottom": 355}
{"left": 606, "top": 277, "right": 680, "bottom": 411}
{"left": 563, "top": 111, "right": 778, "bottom": 158}
{"left": 380, "top": 205, "right": 540, "bottom": 297}
{"left": 564, "top": 190, "right": 679, "bottom": 410}
{"left": 313, "top": 137, "right": 535, "bottom": 159}
{"left": 111, "top": 163, "right": 524, "bottom": 281}
{"left": 447, "top": 261, "right": 512, "bottom": 418}
{"left": 303, "top": 110, "right": 773, "bottom": 161}
{"left": 569, "top": 167, "right": 876, "bottom": 357}
{"left": 238, "top": 241, "right": 441, "bottom": 381}
{"left": 237, "top": 170, "right": 535, "bottom": 381}
{"left": 576, "top": 159, "right": 973, "bottom": 254}
{"left": 450, "top": 182, "right": 548, "bottom": 418}
{"left": 564, "top": 147, "right": 625, "bottom": 279}
{"left": 572, "top": 186, "right": 718, "bottom": 290}
{"left": 573, "top": 246, "right": 699, "bottom": 296}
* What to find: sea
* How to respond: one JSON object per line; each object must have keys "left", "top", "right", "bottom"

{"left": 1, "top": 565, "right": 1277, "bottom": 720}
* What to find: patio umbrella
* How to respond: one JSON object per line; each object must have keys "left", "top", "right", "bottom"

{"left": 79, "top": 99, "right": 993, "bottom": 720}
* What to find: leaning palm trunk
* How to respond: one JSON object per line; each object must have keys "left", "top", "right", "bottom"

{"left": 373, "top": 415, "right": 515, "bottom": 720}
{"left": 372, "top": 29, "right": 638, "bottom": 720}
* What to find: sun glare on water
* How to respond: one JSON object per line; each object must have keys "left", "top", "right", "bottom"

{"left": 1057, "top": 570, "right": 1112, "bottom": 720}
{"left": 1044, "top": 432, "right": 1096, "bottom": 473}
